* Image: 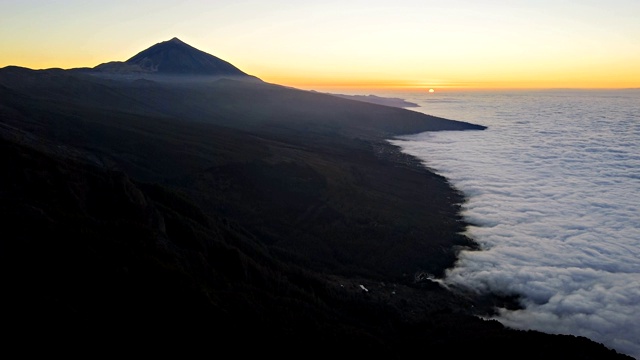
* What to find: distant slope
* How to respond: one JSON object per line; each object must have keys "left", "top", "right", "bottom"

{"left": 0, "top": 66, "right": 484, "bottom": 140}
{"left": 326, "top": 92, "right": 420, "bottom": 108}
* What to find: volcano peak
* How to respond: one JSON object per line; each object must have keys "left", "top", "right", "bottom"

{"left": 92, "top": 37, "right": 256, "bottom": 79}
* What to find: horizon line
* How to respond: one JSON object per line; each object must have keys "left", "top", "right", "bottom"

{"left": 1, "top": 64, "right": 637, "bottom": 92}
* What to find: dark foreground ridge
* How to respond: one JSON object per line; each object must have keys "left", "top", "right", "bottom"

{"left": 0, "top": 39, "right": 632, "bottom": 359}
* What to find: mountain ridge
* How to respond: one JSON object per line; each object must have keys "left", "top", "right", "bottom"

{"left": 0, "top": 38, "right": 633, "bottom": 359}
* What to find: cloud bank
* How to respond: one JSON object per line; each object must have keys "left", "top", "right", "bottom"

{"left": 390, "top": 90, "right": 640, "bottom": 358}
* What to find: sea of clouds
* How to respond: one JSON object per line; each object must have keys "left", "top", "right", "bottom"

{"left": 388, "top": 90, "right": 640, "bottom": 359}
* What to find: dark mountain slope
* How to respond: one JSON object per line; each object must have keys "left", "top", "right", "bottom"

{"left": 0, "top": 137, "right": 631, "bottom": 359}
{"left": 148, "top": 78, "right": 485, "bottom": 138}
{"left": 0, "top": 67, "right": 483, "bottom": 138}
{"left": 0, "top": 68, "right": 479, "bottom": 279}
{"left": 0, "top": 38, "right": 632, "bottom": 358}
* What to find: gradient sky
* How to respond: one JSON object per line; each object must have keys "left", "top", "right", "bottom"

{"left": 1, "top": 0, "right": 639, "bottom": 90}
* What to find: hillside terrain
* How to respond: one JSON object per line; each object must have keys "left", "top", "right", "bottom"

{"left": 0, "top": 39, "right": 632, "bottom": 358}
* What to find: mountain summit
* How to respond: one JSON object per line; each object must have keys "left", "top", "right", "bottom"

{"left": 91, "top": 37, "right": 257, "bottom": 79}
{"left": 125, "top": 37, "right": 248, "bottom": 75}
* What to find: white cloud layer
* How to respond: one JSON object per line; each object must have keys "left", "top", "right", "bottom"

{"left": 389, "top": 89, "right": 640, "bottom": 359}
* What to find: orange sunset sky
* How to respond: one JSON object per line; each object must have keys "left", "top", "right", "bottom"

{"left": 1, "top": 0, "right": 639, "bottom": 91}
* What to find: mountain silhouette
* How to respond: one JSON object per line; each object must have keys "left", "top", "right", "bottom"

{"left": 91, "top": 37, "right": 257, "bottom": 79}
{"left": 0, "top": 38, "right": 634, "bottom": 359}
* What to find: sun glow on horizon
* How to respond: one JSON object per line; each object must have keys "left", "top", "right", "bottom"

{"left": 261, "top": 74, "right": 640, "bottom": 92}
{"left": 1, "top": 1, "right": 639, "bottom": 90}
